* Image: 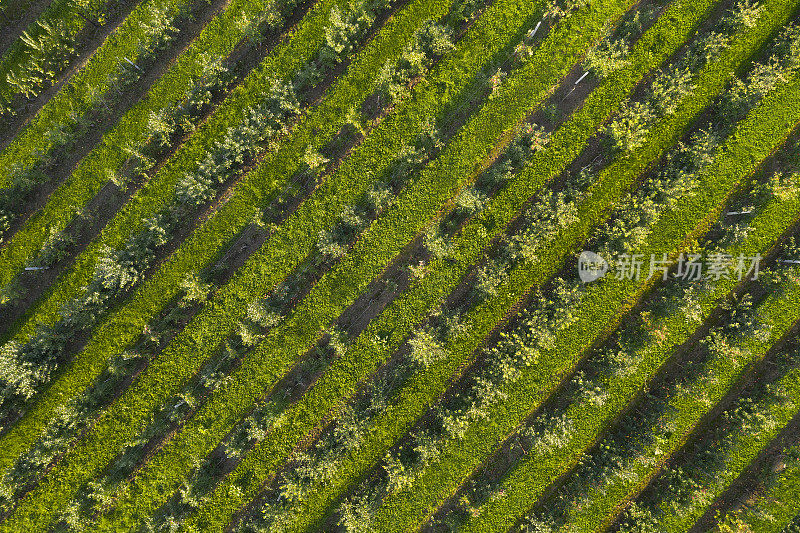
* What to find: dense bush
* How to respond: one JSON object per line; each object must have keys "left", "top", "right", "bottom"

{"left": 378, "top": 21, "right": 454, "bottom": 104}
{"left": 317, "top": 125, "right": 441, "bottom": 260}
{"left": 234, "top": 377, "right": 390, "bottom": 531}
{"left": 602, "top": 2, "right": 774, "bottom": 154}
{"left": 544, "top": 0, "right": 589, "bottom": 20}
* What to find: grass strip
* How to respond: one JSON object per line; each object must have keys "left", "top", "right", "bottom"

{"left": 0, "top": 0, "right": 340, "bottom": 472}
{"left": 368, "top": 39, "right": 800, "bottom": 533}
{"left": 0, "top": 0, "right": 545, "bottom": 527}
{"left": 0, "top": 0, "right": 115, "bottom": 115}
{"left": 179, "top": 0, "right": 735, "bottom": 528}
{"left": 90, "top": 0, "right": 630, "bottom": 529}
{"left": 0, "top": 0, "right": 304, "bottom": 295}
{"left": 716, "top": 445, "right": 800, "bottom": 533}
{"left": 460, "top": 175, "right": 800, "bottom": 533}
{"left": 0, "top": 0, "right": 195, "bottom": 184}
{"left": 0, "top": 0, "right": 468, "bottom": 477}
{"left": 0, "top": 0, "right": 522, "bottom": 477}
{"left": 556, "top": 263, "right": 800, "bottom": 533}
{"left": 646, "top": 349, "right": 800, "bottom": 532}
{"left": 224, "top": 4, "right": 800, "bottom": 531}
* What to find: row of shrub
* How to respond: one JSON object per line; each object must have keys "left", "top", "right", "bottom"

{"left": 343, "top": 4, "right": 800, "bottom": 529}
{"left": 440, "top": 13, "right": 800, "bottom": 530}
{"left": 0, "top": 274, "right": 213, "bottom": 517}
{"left": 459, "top": 163, "right": 799, "bottom": 531}
{"left": 714, "top": 445, "right": 800, "bottom": 532}
{"left": 0, "top": 0, "right": 410, "bottom": 421}
{"left": 0, "top": 0, "right": 314, "bottom": 303}
{"left": 0, "top": 0, "right": 198, "bottom": 186}
{"left": 620, "top": 331, "right": 800, "bottom": 532}
{"left": 335, "top": 111, "right": 734, "bottom": 530}
{"left": 182, "top": 0, "right": 750, "bottom": 528}
{"left": 91, "top": 0, "right": 624, "bottom": 529}
{"left": 542, "top": 255, "right": 800, "bottom": 533}
{"left": 0, "top": 0, "right": 494, "bottom": 524}
{"left": 0, "top": 0, "right": 456, "bottom": 510}
{"left": 0, "top": 0, "right": 121, "bottom": 117}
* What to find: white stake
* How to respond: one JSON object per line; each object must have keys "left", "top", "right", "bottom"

{"left": 124, "top": 57, "right": 143, "bottom": 72}
{"left": 528, "top": 20, "right": 542, "bottom": 39}
{"left": 574, "top": 71, "right": 589, "bottom": 85}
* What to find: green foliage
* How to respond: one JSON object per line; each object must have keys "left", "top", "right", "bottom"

{"left": 14, "top": 1, "right": 800, "bottom": 532}
{"left": 6, "top": 0, "right": 462, "bottom": 524}
{"left": 508, "top": 189, "right": 579, "bottom": 262}
{"left": 446, "top": 0, "right": 487, "bottom": 25}
{"left": 454, "top": 186, "right": 487, "bottom": 216}
{"left": 0, "top": 0, "right": 109, "bottom": 114}
{"left": 597, "top": 127, "right": 728, "bottom": 258}
{"left": 601, "top": 2, "right": 777, "bottom": 155}
{"left": 371, "top": 7, "right": 800, "bottom": 532}
{"left": 238, "top": 376, "right": 389, "bottom": 530}
{"left": 377, "top": 21, "right": 454, "bottom": 104}
{"left": 408, "top": 326, "right": 447, "bottom": 367}
{"left": 188, "top": 1, "right": 765, "bottom": 531}
{"left": 524, "top": 413, "right": 574, "bottom": 453}
{"left": 1, "top": 0, "right": 194, "bottom": 181}
{"left": 650, "top": 65, "right": 694, "bottom": 114}
{"left": 474, "top": 258, "right": 508, "bottom": 297}
{"left": 319, "top": 1, "right": 378, "bottom": 68}
{"left": 0, "top": 64, "right": 305, "bottom": 421}
{"left": 33, "top": 226, "right": 76, "bottom": 268}
{"left": 585, "top": 36, "right": 629, "bottom": 78}
{"left": 178, "top": 273, "right": 212, "bottom": 306}
{"left": 544, "top": 0, "right": 589, "bottom": 20}
{"left": 766, "top": 171, "right": 800, "bottom": 201}
{"left": 223, "top": 403, "right": 278, "bottom": 460}
{"left": 617, "top": 503, "right": 659, "bottom": 533}
{"left": 719, "top": 26, "right": 800, "bottom": 123}
{"left": 317, "top": 124, "right": 440, "bottom": 261}
{"left": 724, "top": 0, "right": 763, "bottom": 31}
{"left": 0, "top": 0, "right": 236, "bottom": 259}
{"left": 338, "top": 487, "right": 379, "bottom": 532}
